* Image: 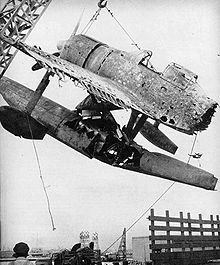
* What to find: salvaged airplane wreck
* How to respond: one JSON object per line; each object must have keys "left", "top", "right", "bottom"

{"left": 0, "top": 0, "right": 218, "bottom": 190}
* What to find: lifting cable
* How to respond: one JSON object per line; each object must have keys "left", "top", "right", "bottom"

{"left": 81, "top": 0, "right": 141, "bottom": 49}
{"left": 104, "top": 5, "right": 141, "bottom": 50}
{"left": 81, "top": 7, "right": 102, "bottom": 35}
{"left": 102, "top": 133, "right": 199, "bottom": 254}
{"left": 187, "top": 132, "right": 199, "bottom": 164}
{"left": 82, "top": 0, "right": 155, "bottom": 70}
{"left": 26, "top": 115, "right": 56, "bottom": 231}
{"left": 101, "top": 181, "right": 175, "bottom": 254}
{"left": 103, "top": 4, "right": 156, "bottom": 70}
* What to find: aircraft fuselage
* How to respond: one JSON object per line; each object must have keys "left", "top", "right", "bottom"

{"left": 60, "top": 34, "right": 217, "bottom": 134}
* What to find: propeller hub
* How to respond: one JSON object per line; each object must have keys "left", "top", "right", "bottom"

{"left": 57, "top": 40, "right": 66, "bottom": 51}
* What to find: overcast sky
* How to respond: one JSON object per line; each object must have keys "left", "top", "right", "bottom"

{"left": 1, "top": 0, "right": 220, "bottom": 252}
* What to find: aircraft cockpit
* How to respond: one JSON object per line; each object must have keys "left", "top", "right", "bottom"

{"left": 162, "top": 63, "right": 198, "bottom": 89}
{"left": 130, "top": 50, "right": 153, "bottom": 68}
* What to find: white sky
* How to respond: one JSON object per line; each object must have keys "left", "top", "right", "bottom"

{"left": 1, "top": 0, "right": 220, "bottom": 252}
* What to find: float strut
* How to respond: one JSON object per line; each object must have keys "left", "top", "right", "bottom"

{"left": 25, "top": 71, "right": 51, "bottom": 114}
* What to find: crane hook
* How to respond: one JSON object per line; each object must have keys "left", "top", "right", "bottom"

{"left": 98, "top": 0, "right": 107, "bottom": 8}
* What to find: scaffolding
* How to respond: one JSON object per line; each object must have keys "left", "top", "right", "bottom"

{"left": 0, "top": 0, "right": 52, "bottom": 78}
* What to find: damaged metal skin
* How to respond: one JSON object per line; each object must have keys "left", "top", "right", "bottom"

{"left": 60, "top": 34, "right": 218, "bottom": 135}
{"left": 140, "top": 120, "right": 178, "bottom": 154}
{"left": 76, "top": 94, "right": 120, "bottom": 112}
{"left": 0, "top": 106, "right": 47, "bottom": 139}
{"left": 0, "top": 77, "right": 217, "bottom": 190}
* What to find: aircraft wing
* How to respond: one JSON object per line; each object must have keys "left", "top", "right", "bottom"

{"left": 1, "top": 35, "right": 148, "bottom": 115}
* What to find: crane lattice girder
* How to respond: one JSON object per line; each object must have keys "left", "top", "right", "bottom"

{"left": 0, "top": 0, "right": 52, "bottom": 78}
{"left": 117, "top": 228, "right": 126, "bottom": 260}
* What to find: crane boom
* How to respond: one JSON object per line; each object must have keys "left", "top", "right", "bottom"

{"left": 117, "top": 228, "right": 126, "bottom": 261}
{"left": 0, "top": 0, "right": 52, "bottom": 78}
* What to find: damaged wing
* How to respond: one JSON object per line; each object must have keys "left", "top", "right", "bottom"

{"left": 1, "top": 36, "right": 144, "bottom": 112}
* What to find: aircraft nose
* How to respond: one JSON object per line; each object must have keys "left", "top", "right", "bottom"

{"left": 57, "top": 40, "right": 66, "bottom": 51}
{"left": 194, "top": 101, "right": 218, "bottom": 131}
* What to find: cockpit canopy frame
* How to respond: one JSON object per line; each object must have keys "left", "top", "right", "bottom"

{"left": 162, "top": 62, "right": 198, "bottom": 89}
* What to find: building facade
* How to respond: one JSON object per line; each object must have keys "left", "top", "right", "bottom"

{"left": 132, "top": 237, "right": 150, "bottom": 262}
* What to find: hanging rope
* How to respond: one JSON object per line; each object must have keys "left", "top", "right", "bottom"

{"left": 81, "top": 1, "right": 141, "bottom": 50}
{"left": 101, "top": 181, "right": 175, "bottom": 254}
{"left": 187, "top": 133, "right": 199, "bottom": 164}
{"left": 103, "top": 6, "right": 156, "bottom": 70}
{"left": 187, "top": 132, "right": 202, "bottom": 167}
{"left": 101, "top": 133, "right": 199, "bottom": 254}
{"left": 81, "top": 8, "right": 102, "bottom": 35}
{"left": 26, "top": 114, "right": 56, "bottom": 231}
{"left": 104, "top": 5, "right": 141, "bottom": 50}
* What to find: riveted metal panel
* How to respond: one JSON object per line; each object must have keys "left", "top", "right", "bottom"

{"left": 60, "top": 35, "right": 102, "bottom": 67}
{"left": 97, "top": 49, "right": 138, "bottom": 88}
{"left": 45, "top": 33, "right": 218, "bottom": 134}
{"left": 84, "top": 45, "right": 114, "bottom": 74}
{"left": 96, "top": 49, "right": 186, "bottom": 128}
{"left": 92, "top": 48, "right": 217, "bottom": 134}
